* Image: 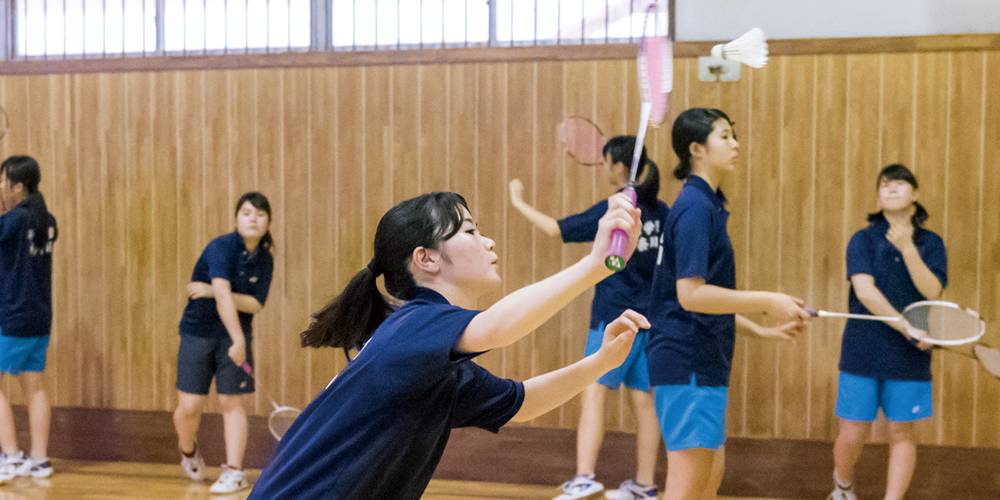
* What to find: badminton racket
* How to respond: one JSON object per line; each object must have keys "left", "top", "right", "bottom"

{"left": 240, "top": 362, "right": 302, "bottom": 440}
{"left": 807, "top": 300, "right": 985, "bottom": 347}
{"left": 605, "top": 1, "right": 671, "bottom": 271}
{"left": 559, "top": 116, "right": 606, "bottom": 166}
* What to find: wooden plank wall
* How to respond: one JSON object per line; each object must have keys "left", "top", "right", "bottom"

{"left": 0, "top": 47, "right": 997, "bottom": 448}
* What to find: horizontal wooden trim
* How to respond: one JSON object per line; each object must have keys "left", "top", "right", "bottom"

{"left": 0, "top": 33, "right": 995, "bottom": 75}
{"left": 21, "top": 406, "right": 1000, "bottom": 499}
{"left": 674, "top": 32, "right": 1000, "bottom": 58}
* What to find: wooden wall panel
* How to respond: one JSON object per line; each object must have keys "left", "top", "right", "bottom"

{"left": 0, "top": 44, "right": 996, "bottom": 450}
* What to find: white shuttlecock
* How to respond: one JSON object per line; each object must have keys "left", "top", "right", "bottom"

{"left": 710, "top": 28, "right": 768, "bottom": 68}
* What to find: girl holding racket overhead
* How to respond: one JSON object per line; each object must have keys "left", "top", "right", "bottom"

{"left": 248, "top": 191, "right": 645, "bottom": 500}
{"left": 647, "top": 108, "right": 810, "bottom": 500}
{"left": 173, "top": 192, "right": 274, "bottom": 495}
{"left": 828, "top": 164, "right": 946, "bottom": 500}
{"left": 509, "top": 136, "right": 665, "bottom": 500}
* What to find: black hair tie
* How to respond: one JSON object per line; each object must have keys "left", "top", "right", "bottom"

{"left": 366, "top": 259, "right": 382, "bottom": 277}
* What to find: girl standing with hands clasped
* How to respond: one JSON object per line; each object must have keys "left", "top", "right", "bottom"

{"left": 509, "top": 136, "right": 665, "bottom": 500}
{"left": 248, "top": 191, "right": 646, "bottom": 500}
{"left": 828, "top": 164, "right": 946, "bottom": 500}
{"left": 173, "top": 192, "right": 274, "bottom": 494}
{"left": 646, "top": 108, "right": 810, "bottom": 500}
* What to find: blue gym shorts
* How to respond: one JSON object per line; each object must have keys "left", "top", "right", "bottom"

{"left": 584, "top": 323, "right": 650, "bottom": 391}
{"left": 835, "top": 371, "right": 933, "bottom": 422}
{"left": 0, "top": 332, "right": 50, "bottom": 375}
{"left": 653, "top": 375, "right": 728, "bottom": 451}
{"left": 176, "top": 333, "right": 255, "bottom": 396}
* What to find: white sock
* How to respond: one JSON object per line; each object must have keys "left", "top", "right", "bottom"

{"left": 834, "top": 470, "right": 853, "bottom": 489}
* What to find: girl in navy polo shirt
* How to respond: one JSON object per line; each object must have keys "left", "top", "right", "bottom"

{"left": 646, "top": 108, "right": 810, "bottom": 500}
{"left": 828, "top": 164, "right": 946, "bottom": 500}
{"left": 249, "top": 191, "right": 647, "bottom": 500}
{"left": 509, "top": 136, "right": 666, "bottom": 500}
{"left": 172, "top": 192, "right": 274, "bottom": 494}
{"left": 0, "top": 156, "right": 58, "bottom": 482}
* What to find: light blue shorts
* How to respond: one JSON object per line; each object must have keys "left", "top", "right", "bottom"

{"left": 0, "top": 332, "right": 50, "bottom": 375}
{"left": 653, "top": 375, "right": 728, "bottom": 451}
{"left": 584, "top": 323, "right": 649, "bottom": 391}
{"left": 835, "top": 372, "right": 933, "bottom": 422}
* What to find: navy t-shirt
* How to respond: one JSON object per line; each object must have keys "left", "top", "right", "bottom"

{"left": 558, "top": 198, "right": 669, "bottom": 329}
{"left": 179, "top": 232, "right": 273, "bottom": 339}
{"left": 647, "top": 176, "right": 736, "bottom": 387}
{"left": 0, "top": 198, "right": 57, "bottom": 338}
{"left": 248, "top": 287, "right": 525, "bottom": 500}
{"left": 839, "top": 218, "right": 947, "bottom": 381}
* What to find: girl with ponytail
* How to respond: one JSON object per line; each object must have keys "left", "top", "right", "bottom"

{"left": 173, "top": 192, "right": 274, "bottom": 494}
{"left": 508, "top": 136, "right": 666, "bottom": 499}
{"left": 646, "top": 108, "right": 811, "bottom": 500}
{"left": 0, "top": 156, "right": 58, "bottom": 481}
{"left": 827, "top": 164, "right": 946, "bottom": 500}
{"left": 250, "top": 191, "right": 646, "bottom": 500}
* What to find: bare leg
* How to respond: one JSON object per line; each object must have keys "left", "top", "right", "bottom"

{"left": 18, "top": 372, "right": 49, "bottom": 458}
{"left": 218, "top": 394, "right": 248, "bottom": 469}
{"left": 884, "top": 421, "right": 917, "bottom": 500}
{"left": 702, "top": 445, "right": 725, "bottom": 500}
{"left": 0, "top": 381, "right": 18, "bottom": 455}
{"left": 833, "top": 418, "right": 872, "bottom": 486}
{"left": 575, "top": 383, "right": 608, "bottom": 476}
{"left": 663, "top": 448, "right": 718, "bottom": 500}
{"left": 629, "top": 388, "right": 661, "bottom": 487}
{"left": 174, "top": 392, "right": 207, "bottom": 454}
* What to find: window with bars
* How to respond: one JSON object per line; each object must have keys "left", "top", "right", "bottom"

{"left": 9, "top": 0, "right": 659, "bottom": 59}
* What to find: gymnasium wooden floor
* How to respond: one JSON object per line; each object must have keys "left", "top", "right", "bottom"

{"left": 0, "top": 459, "right": 795, "bottom": 499}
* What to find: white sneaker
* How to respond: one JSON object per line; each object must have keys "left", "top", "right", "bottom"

{"left": 14, "top": 455, "right": 53, "bottom": 478}
{"left": 554, "top": 475, "right": 604, "bottom": 500}
{"left": 605, "top": 479, "right": 658, "bottom": 499}
{"left": 180, "top": 447, "right": 206, "bottom": 481}
{"left": 210, "top": 465, "right": 249, "bottom": 494}
{"left": 827, "top": 485, "right": 858, "bottom": 500}
{"left": 0, "top": 451, "right": 24, "bottom": 483}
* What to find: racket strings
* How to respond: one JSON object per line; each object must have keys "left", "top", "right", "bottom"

{"left": 902, "top": 304, "right": 984, "bottom": 343}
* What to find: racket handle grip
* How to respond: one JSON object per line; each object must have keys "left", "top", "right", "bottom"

{"left": 804, "top": 308, "right": 818, "bottom": 317}
{"left": 241, "top": 362, "right": 252, "bottom": 375}
{"left": 604, "top": 187, "right": 638, "bottom": 271}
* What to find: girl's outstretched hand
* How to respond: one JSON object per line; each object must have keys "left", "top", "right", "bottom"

{"left": 589, "top": 193, "right": 642, "bottom": 270}
{"left": 509, "top": 179, "right": 526, "bottom": 206}
{"left": 766, "top": 293, "right": 812, "bottom": 327}
{"left": 597, "top": 309, "right": 649, "bottom": 370}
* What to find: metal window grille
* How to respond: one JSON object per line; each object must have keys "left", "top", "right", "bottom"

{"left": 1, "top": 0, "right": 660, "bottom": 61}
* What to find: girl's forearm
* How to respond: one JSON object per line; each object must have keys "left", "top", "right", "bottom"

{"left": 461, "top": 256, "right": 610, "bottom": 352}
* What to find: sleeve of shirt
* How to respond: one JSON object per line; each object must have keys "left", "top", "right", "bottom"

{"left": 921, "top": 232, "right": 948, "bottom": 289}
{"left": 252, "top": 254, "right": 275, "bottom": 306}
{"left": 0, "top": 210, "right": 20, "bottom": 244}
{"left": 557, "top": 200, "right": 607, "bottom": 243}
{"left": 205, "top": 237, "right": 235, "bottom": 282}
{"left": 846, "top": 230, "right": 873, "bottom": 280}
{"left": 672, "top": 201, "right": 712, "bottom": 281}
{"left": 450, "top": 362, "right": 525, "bottom": 433}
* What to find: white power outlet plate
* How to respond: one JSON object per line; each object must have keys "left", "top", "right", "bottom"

{"left": 698, "top": 57, "right": 742, "bottom": 82}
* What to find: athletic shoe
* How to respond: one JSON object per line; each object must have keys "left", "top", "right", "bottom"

{"left": 210, "top": 465, "right": 249, "bottom": 494}
{"left": 180, "top": 447, "right": 206, "bottom": 482}
{"left": 827, "top": 485, "right": 858, "bottom": 500}
{"left": 14, "top": 455, "right": 53, "bottom": 478}
{"left": 605, "top": 479, "right": 658, "bottom": 499}
{"left": 554, "top": 475, "right": 604, "bottom": 500}
{"left": 0, "top": 451, "right": 24, "bottom": 482}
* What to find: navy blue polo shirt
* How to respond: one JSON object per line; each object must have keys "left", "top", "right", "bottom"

{"left": 0, "top": 198, "right": 57, "bottom": 338}
{"left": 647, "top": 176, "right": 736, "bottom": 387}
{"left": 179, "top": 232, "right": 273, "bottom": 339}
{"left": 248, "top": 287, "right": 525, "bottom": 500}
{"left": 839, "top": 218, "right": 947, "bottom": 381}
{"left": 558, "top": 198, "right": 669, "bottom": 329}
